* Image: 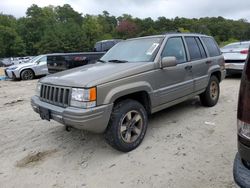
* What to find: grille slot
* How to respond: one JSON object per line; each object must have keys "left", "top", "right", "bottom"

{"left": 225, "top": 60, "right": 245, "bottom": 63}
{"left": 40, "top": 84, "right": 70, "bottom": 107}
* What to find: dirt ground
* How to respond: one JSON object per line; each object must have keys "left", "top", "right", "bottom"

{"left": 0, "top": 77, "right": 241, "bottom": 188}
{"left": 0, "top": 68, "right": 5, "bottom": 76}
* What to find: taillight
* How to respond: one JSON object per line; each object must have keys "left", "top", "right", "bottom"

{"left": 237, "top": 49, "right": 250, "bottom": 139}
{"left": 238, "top": 120, "right": 250, "bottom": 140}
{"left": 240, "top": 49, "right": 249, "bottom": 54}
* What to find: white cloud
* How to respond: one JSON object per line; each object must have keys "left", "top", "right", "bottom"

{"left": 0, "top": 0, "right": 249, "bottom": 21}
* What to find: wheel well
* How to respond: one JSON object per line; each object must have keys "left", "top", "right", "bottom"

{"left": 211, "top": 71, "right": 221, "bottom": 82}
{"left": 114, "top": 91, "right": 151, "bottom": 114}
{"left": 21, "top": 68, "right": 35, "bottom": 76}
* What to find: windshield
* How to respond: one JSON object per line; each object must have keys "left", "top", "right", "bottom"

{"left": 29, "top": 55, "right": 43, "bottom": 63}
{"left": 101, "top": 37, "right": 164, "bottom": 62}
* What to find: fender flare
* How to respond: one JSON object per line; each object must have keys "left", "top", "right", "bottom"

{"left": 103, "top": 81, "right": 153, "bottom": 104}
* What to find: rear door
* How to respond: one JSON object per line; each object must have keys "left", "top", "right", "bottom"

{"left": 184, "top": 36, "right": 209, "bottom": 92}
{"left": 156, "top": 36, "right": 194, "bottom": 105}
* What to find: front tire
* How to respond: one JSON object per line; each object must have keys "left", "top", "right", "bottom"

{"left": 105, "top": 99, "right": 148, "bottom": 152}
{"left": 21, "top": 69, "right": 34, "bottom": 80}
{"left": 200, "top": 75, "right": 220, "bottom": 107}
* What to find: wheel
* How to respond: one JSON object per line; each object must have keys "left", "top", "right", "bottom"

{"left": 105, "top": 99, "right": 148, "bottom": 152}
{"left": 21, "top": 69, "right": 34, "bottom": 80}
{"left": 200, "top": 75, "right": 220, "bottom": 107}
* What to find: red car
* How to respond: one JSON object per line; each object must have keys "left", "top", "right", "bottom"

{"left": 234, "top": 47, "right": 250, "bottom": 187}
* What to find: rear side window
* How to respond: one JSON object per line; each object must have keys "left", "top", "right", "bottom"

{"left": 202, "top": 37, "right": 221, "bottom": 57}
{"left": 162, "top": 37, "right": 187, "bottom": 63}
{"left": 185, "top": 37, "right": 205, "bottom": 61}
{"left": 94, "top": 43, "right": 102, "bottom": 52}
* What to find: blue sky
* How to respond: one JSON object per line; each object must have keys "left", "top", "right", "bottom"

{"left": 0, "top": 0, "right": 250, "bottom": 21}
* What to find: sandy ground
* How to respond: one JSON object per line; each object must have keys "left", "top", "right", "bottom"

{"left": 0, "top": 68, "right": 5, "bottom": 76}
{"left": 0, "top": 77, "right": 241, "bottom": 188}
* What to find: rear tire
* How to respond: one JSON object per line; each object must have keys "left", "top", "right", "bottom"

{"left": 200, "top": 75, "right": 220, "bottom": 107}
{"left": 105, "top": 99, "right": 148, "bottom": 152}
{"left": 21, "top": 69, "right": 34, "bottom": 80}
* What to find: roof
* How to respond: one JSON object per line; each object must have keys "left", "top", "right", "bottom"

{"left": 126, "top": 33, "right": 210, "bottom": 41}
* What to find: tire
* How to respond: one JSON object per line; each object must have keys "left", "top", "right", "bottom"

{"left": 105, "top": 99, "right": 148, "bottom": 152}
{"left": 21, "top": 69, "right": 34, "bottom": 80}
{"left": 200, "top": 75, "right": 220, "bottom": 107}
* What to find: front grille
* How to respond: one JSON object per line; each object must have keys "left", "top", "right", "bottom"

{"left": 40, "top": 84, "right": 71, "bottom": 107}
{"left": 4, "top": 69, "right": 8, "bottom": 77}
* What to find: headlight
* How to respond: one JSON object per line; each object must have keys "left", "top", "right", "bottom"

{"left": 8, "top": 66, "right": 18, "bottom": 70}
{"left": 36, "top": 82, "right": 42, "bottom": 96}
{"left": 238, "top": 119, "right": 250, "bottom": 140}
{"left": 70, "top": 87, "right": 96, "bottom": 108}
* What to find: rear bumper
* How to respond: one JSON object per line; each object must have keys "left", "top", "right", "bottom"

{"left": 233, "top": 153, "right": 250, "bottom": 188}
{"left": 225, "top": 62, "right": 245, "bottom": 71}
{"left": 31, "top": 96, "right": 113, "bottom": 133}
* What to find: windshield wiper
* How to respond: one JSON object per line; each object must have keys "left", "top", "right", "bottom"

{"left": 97, "top": 59, "right": 106, "bottom": 63}
{"left": 108, "top": 59, "right": 128, "bottom": 63}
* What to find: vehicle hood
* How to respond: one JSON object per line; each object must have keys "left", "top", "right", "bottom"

{"left": 7, "top": 62, "right": 36, "bottom": 69}
{"left": 40, "top": 62, "right": 154, "bottom": 87}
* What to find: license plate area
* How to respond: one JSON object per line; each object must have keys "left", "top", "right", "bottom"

{"left": 39, "top": 107, "right": 51, "bottom": 121}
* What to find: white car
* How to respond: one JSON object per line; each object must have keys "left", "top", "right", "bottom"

{"left": 221, "top": 41, "right": 250, "bottom": 74}
{"left": 5, "top": 55, "right": 48, "bottom": 80}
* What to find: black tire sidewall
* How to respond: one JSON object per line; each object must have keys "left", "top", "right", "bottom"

{"left": 21, "top": 69, "right": 34, "bottom": 80}
{"left": 201, "top": 76, "right": 220, "bottom": 107}
{"left": 105, "top": 100, "right": 148, "bottom": 152}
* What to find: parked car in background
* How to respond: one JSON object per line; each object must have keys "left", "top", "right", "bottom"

{"left": 0, "top": 58, "right": 13, "bottom": 67}
{"left": 31, "top": 33, "right": 225, "bottom": 152}
{"left": 94, "top": 39, "right": 122, "bottom": 52}
{"left": 47, "top": 52, "right": 105, "bottom": 74}
{"left": 233, "top": 47, "right": 250, "bottom": 188}
{"left": 11, "top": 56, "right": 34, "bottom": 65}
{"left": 221, "top": 41, "right": 250, "bottom": 75}
{"left": 5, "top": 55, "right": 48, "bottom": 80}
{"left": 47, "top": 39, "right": 122, "bottom": 73}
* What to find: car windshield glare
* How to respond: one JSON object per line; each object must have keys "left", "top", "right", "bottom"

{"left": 101, "top": 37, "right": 163, "bottom": 62}
{"left": 30, "top": 55, "right": 43, "bottom": 63}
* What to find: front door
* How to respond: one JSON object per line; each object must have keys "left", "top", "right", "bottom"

{"left": 155, "top": 37, "right": 194, "bottom": 105}
{"left": 36, "top": 56, "right": 48, "bottom": 75}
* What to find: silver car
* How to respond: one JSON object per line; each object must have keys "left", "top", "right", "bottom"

{"left": 221, "top": 41, "right": 250, "bottom": 74}
{"left": 5, "top": 55, "right": 48, "bottom": 80}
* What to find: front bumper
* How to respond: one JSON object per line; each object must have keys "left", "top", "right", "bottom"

{"left": 233, "top": 153, "right": 250, "bottom": 188}
{"left": 5, "top": 69, "right": 19, "bottom": 79}
{"left": 31, "top": 96, "right": 113, "bottom": 133}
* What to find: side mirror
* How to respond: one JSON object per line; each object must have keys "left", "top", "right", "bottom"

{"left": 161, "top": 56, "right": 177, "bottom": 68}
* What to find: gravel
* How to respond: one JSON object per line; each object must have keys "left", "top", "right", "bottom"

{"left": 0, "top": 77, "right": 240, "bottom": 188}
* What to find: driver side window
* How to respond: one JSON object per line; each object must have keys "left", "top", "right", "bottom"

{"left": 162, "top": 37, "right": 187, "bottom": 64}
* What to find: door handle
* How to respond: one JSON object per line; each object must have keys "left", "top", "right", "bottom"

{"left": 185, "top": 65, "right": 192, "bottom": 70}
{"left": 206, "top": 60, "right": 212, "bottom": 64}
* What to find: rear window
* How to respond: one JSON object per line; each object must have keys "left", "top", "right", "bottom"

{"left": 201, "top": 37, "right": 221, "bottom": 57}
{"left": 94, "top": 43, "right": 102, "bottom": 52}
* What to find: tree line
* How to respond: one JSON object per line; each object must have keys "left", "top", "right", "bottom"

{"left": 0, "top": 4, "right": 250, "bottom": 58}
